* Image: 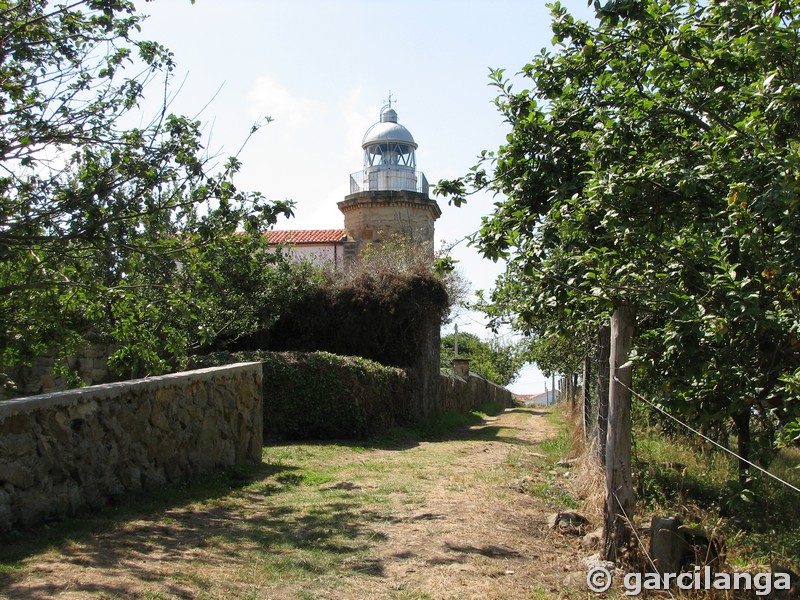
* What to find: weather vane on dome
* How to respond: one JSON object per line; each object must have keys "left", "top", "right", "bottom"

{"left": 384, "top": 90, "right": 396, "bottom": 108}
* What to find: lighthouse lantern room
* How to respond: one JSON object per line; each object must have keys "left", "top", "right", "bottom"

{"left": 350, "top": 104, "right": 426, "bottom": 195}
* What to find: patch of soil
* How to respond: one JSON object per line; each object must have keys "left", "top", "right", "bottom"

{"left": 351, "top": 408, "right": 586, "bottom": 599}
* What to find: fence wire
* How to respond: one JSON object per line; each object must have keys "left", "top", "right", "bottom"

{"left": 610, "top": 489, "right": 679, "bottom": 600}
{"left": 612, "top": 376, "right": 800, "bottom": 495}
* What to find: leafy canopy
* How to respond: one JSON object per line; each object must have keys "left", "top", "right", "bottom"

{"left": 436, "top": 0, "right": 800, "bottom": 457}
{"left": 0, "top": 0, "right": 294, "bottom": 388}
{"left": 441, "top": 331, "right": 525, "bottom": 387}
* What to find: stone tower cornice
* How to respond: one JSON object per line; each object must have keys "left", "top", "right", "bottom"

{"left": 338, "top": 190, "right": 442, "bottom": 219}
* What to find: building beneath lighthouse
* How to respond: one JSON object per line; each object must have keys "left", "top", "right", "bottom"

{"left": 266, "top": 103, "right": 441, "bottom": 267}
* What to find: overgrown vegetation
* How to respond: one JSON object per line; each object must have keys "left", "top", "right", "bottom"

{"left": 631, "top": 418, "right": 800, "bottom": 570}
{"left": 246, "top": 236, "right": 451, "bottom": 370}
{"left": 263, "top": 270, "right": 447, "bottom": 369}
{"left": 341, "top": 235, "right": 468, "bottom": 318}
{"left": 191, "top": 349, "right": 508, "bottom": 442}
{"left": 0, "top": 1, "right": 296, "bottom": 391}
{"left": 552, "top": 396, "right": 800, "bottom": 573}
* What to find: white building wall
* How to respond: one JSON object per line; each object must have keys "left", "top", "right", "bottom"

{"left": 271, "top": 244, "right": 341, "bottom": 268}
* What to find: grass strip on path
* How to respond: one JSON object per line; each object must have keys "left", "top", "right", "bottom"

{"left": 0, "top": 403, "right": 593, "bottom": 600}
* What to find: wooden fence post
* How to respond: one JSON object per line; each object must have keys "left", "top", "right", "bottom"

{"left": 596, "top": 324, "right": 611, "bottom": 463}
{"left": 582, "top": 355, "right": 591, "bottom": 440}
{"left": 604, "top": 305, "right": 636, "bottom": 562}
{"left": 569, "top": 373, "right": 576, "bottom": 414}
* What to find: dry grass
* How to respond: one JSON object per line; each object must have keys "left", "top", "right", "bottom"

{"left": 572, "top": 444, "right": 606, "bottom": 526}
{"left": 554, "top": 397, "right": 606, "bottom": 528}
{"left": 560, "top": 389, "right": 800, "bottom": 583}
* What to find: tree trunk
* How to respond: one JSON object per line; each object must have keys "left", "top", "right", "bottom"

{"left": 604, "top": 306, "right": 636, "bottom": 563}
{"left": 732, "top": 410, "right": 751, "bottom": 489}
{"left": 596, "top": 324, "right": 611, "bottom": 464}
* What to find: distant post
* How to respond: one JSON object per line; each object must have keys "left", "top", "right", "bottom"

{"left": 582, "top": 355, "right": 591, "bottom": 440}
{"left": 604, "top": 305, "right": 636, "bottom": 562}
{"left": 596, "top": 324, "right": 611, "bottom": 462}
{"left": 452, "top": 358, "right": 470, "bottom": 379}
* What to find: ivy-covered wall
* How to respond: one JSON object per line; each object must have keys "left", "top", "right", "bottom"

{"left": 191, "top": 351, "right": 515, "bottom": 441}
{"left": 227, "top": 271, "right": 447, "bottom": 422}
{"left": 251, "top": 271, "right": 448, "bottom": 369}
{"left": 190, "top": 351, "right": 411, "bottom": 440}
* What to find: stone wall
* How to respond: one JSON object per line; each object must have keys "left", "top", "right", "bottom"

{"left": 440, "top": 371, "right": 515, "bottom": 414}
{"left": 190, "top": 351, "right": 412, "bottom": 440}
{"left": 0, "top": 362, "right": 263, "bottom": 533}
{"left": 191, "top": 351, "right": 514, "bottom": 441}
{"left": 404, "top": 310, "right": 443, "bottom": 423}
{"left": 3, "top": 342, "right": 119, "bottom": 398}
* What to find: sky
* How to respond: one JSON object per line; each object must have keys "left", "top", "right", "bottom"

{"left": 132, "top": 0, "right": 597, "bottom": 394}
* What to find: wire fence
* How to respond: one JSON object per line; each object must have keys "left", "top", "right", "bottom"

{"left": 611, "top": 489, "right": 679, "bottom": 599}
{"left": 574, "top": 361, "right": 797, "bottom": 587}
{"left": 612, "top": 375, "right": 800, "bottom": 495}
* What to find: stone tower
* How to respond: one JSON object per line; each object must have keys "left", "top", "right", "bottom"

{"left": 338, "top": 104, "right": 441, "bottom": 249}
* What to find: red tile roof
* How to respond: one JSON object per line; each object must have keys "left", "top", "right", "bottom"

{"left": 266, "top": 229, "right": 347, "bottom": 244}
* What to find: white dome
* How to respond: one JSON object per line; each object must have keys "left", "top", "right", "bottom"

{"left": 362, "top": 106, "right": 417, "bottom": 148}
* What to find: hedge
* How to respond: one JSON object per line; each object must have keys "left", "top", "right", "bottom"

{"left": 188, "top": 350, "right": 411, "bottom": 440}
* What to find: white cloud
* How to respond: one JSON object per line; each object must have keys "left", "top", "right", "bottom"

{"left": 240, "top": 78, "right": 384, "bottom": 229}
{"left": 246, "top": 75, "right": 326, "bottom": 132}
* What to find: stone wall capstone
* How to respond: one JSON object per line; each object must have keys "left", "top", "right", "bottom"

{"left": 0, "top": 362, "right": 263, "bottom": 533}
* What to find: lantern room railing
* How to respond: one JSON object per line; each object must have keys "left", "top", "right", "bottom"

{"left": 349, "top": 169, "right": 429, "bottom": 195}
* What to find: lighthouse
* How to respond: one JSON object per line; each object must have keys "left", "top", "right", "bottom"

{"left": 338, "top": 104, "right": 441, "bottom": 248}
{"left": 266, "top": 101, "right": 440, "bottom": 269}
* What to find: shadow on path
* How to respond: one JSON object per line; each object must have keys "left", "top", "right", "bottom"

{"left": 0, "top": 406, "right": 554, "bottom": 598}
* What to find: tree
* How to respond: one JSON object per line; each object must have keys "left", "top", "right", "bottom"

{"left": 440, "top": 331, "right": 525, "bottom": 387}
{"left": 0, "top": 0, "right": 293, "bottom": 389}
{"left": 436, "top": 0, "right": 800, "bottom": 483}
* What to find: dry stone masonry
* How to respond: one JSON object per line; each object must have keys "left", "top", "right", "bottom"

{"left": 3, "top": 342, "right": 119, "bottom": 397}
{"left": 440, "top": 369, "right": 514, "bottom": 414}
{"left": 0, "top": 362, "right": 263, "bottom": 532}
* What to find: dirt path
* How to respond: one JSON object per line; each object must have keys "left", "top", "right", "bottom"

{"left": 352, "top": 407, "right": 584, "bottom": 599}
{"left": 0, "top": 406, "right": 590, "bottom": 599}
